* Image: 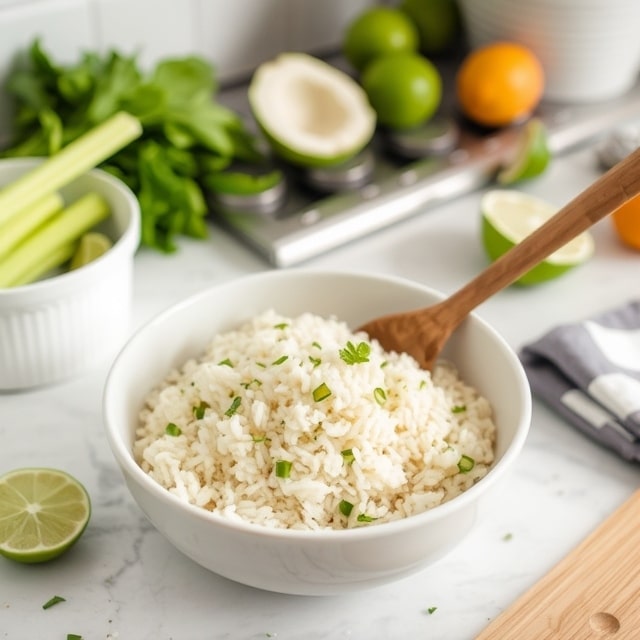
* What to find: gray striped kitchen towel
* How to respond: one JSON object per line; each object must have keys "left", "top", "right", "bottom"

{"left": 520, "top": 300, "right": 640, "bottom": 462}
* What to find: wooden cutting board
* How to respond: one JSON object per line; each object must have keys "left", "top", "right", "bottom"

{"left": 476, "top": 489, "right": 640, "bottom": 639}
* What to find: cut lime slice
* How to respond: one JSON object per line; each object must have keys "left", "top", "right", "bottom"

{"left": 0, "top": 468, "right": 91, "bottom": 563}
{"left": 497, "top": 118, "right": 551, "bottom": 185}
{"left": 70, "top": 231, "right": 113, "bottom": 270}
{"left": 481, "top": 189, "right": 594, "bottom": 285}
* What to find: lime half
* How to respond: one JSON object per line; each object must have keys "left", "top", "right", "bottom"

{"left": 70, "top": 232, "right": 113, "bottom": 270}
{"left": 0, "top": 468, "right": 91, "bottom": 563}
{"left": 497, "top": 118, "right": 551, "bottom": 185}
{"left": 481, "top": 189, "right": 594, "bottom": 285}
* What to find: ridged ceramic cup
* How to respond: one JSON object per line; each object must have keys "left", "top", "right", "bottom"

{"left": 458, "top": 0, "right": 640, "bottom": 102}
{"left": 0, "top": 158, "right": 140, "bottom": 390}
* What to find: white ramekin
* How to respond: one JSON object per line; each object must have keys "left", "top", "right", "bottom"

{"left": 0, "top": 158, "right": 140, "bottom": 390}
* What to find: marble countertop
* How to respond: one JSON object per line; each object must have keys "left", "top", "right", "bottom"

{"left": 1, "top": 142, "right": 638, "bottom": 640}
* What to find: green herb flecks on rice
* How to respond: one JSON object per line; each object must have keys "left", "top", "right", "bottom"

{"left": 135, "top": 310, "right": 496, "bottom": 530}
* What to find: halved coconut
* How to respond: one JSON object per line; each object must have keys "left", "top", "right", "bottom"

{"left": 248, "top": 53, "right": 377, "bottom": 168}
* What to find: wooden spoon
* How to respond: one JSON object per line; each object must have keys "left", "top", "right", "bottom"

{"left": 359, "top": 145, "right": 640, "bottom": 370}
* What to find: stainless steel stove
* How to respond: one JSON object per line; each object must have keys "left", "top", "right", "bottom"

{"left": 213, "top": 57, "right": 640, "bottom": 267}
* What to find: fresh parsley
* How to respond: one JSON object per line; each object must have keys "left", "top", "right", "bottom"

{"left": 1, "top": 39, "right": 265, "bottom": 252}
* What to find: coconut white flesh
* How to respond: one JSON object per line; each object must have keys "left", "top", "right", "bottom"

{"left": 249, "top": 53, "right": 376, "bottom": 161}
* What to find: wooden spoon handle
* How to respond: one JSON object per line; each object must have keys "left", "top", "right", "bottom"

{"left": 439, "top": 144, "right": 640, "bottom": 324}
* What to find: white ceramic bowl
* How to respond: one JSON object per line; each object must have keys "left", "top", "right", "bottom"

{"left": 103, "top": 270, "right": 531, "bottom": 596}
{"left": 0, "top": 158, "right": 140, "bottom": 390}
{"left": 458, "top": 0, "right": 640, "bottom": 102}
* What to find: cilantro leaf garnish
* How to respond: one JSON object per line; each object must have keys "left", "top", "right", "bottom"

{"left": 339, "top": 341, "right": 371, "bottom": 365}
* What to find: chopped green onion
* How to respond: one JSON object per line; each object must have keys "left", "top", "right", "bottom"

{"left": 273, "top": 322, "right": 288, "bottom": 329}
{"left": 193, "top": 401, "right": 210, "bottom": 419}
{"left": 272, "top": 355, "right": 288, "bottom": 365}
{"left": 275, "top": 459, "right": 292, "bottom": 479}
{"left": 426, "top": 606, "right": 438, "bottom": 615}
{"left": 503, "top": 532, "right": 513, "bottom": 542}
{"left": 373, "top": 387, "right": 387, "bottom": 405}
{"left": 217, "top": 358, "right": 233, "bottom": 367}
{"left": 251, "top": 433, "right": 270, "bottom": 443}
{"left": 43, "top": 595, "right": 66, "bottom": 610}
{"left": 341, "top": 448, "right": 355, "bottom": 465}
{"left": 308, "top": 356, "right": 321, "bottom": 368}
{"left": 312, "top": 382, "right": 332, "bottom": 402}
{"left": 67, "top": 635, "right": 83, "bottom": 640}
{"left": 380, "top": 360, "right": 388, "bottom": 368}
{"left": 312, "top": 341, "right": 322, "bottom": 349}
{"left": 339, "top": 500, "right": 354, "bottom": 516}
{"left": 241, "top": 378, "right": 262, "bottom": 389}
{"left": 339, "top": 340, "right": 371, "bottom": 365}
{"left": 419, "top": 379, "right": 427, "bottom": 389}
{"left": 42, "top": 596, "right": 66, "bottom": 609}
{"left": 165, "top": 423, "right": 182, "bottom": 437}
{"left": 256, "top": 362, "right": 266, "bottom": 368}
{"left": 457, "top": 454, "right": 475, "bottom": 473}
{"left": 356, "top": 513, "right": 377, "bottom": 523}
{"left": 225, "top": 396, "right": 242, "bottom": 417}
{"left": 452, "top": 404, "right": 467, "bottom": 414}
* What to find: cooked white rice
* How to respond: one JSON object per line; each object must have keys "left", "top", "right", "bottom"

{"left": 135, "top": 310, "right": 496, "bottom": 530}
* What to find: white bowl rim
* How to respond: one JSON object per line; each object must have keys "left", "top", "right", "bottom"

{"left": 0, "top": 157, "right": 140, "bottom": 302}
{"left": 104, "top": 269, "right": 532, "bottom": 542}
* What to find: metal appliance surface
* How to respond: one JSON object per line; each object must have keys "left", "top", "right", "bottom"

{"left": 213, "top": 60, "right": 640, "bottom": 267}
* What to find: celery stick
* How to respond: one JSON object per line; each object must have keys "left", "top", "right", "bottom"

{"left": 0, "top": 191, "right": 64, "bottom": 260}
{"left": 0, "top": 191, "right": 110, "bottom": 288}
{"left": 0, "top": 111, "right": 141, "bottom": 228}
{"left": 10, "top": 242, "right": 76, "bottom": 287}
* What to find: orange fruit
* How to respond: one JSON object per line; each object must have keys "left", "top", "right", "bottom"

{"left": 611, "top": 195, "right": 640, "bottom": 250}
{"left": 456, "top": 42, "right": 544, "bottom": 128}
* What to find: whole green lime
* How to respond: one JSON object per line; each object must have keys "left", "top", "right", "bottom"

{"left": 361, "top": 53, "right": 442, "bottom": 130}
{"left": 400, "top": 0, "right": 461, "bottom": 54}
{"left": 343, "top": 7, "right": 419, "bottom": 72}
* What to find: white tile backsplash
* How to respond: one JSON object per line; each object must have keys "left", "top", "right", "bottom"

{"left": 0, "top": 0, "right": 380, "bottom": 142}
{"left": 92, "top": 0, "right": 198, "bottom": 70}
{"left": 285, "top": 0, "right": 377, "bottom": 55}
{"left": 195, "top": 0, "right": 287, "bottom": 84}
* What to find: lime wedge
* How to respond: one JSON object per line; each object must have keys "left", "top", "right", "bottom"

{"left": 481, "top": 189, "right": 594, "bottom": 285}
{"left": 497, "top": 118, "right": 551, "bottom": 185}
{"left": 0, "top": 468, "right": 91, "bottom": 563}
{"left": 70, "top": 232, "right": 113, "bottom": 270}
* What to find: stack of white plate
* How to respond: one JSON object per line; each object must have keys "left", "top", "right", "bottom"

{"left": 457, "top": 0, "right": 640, "bottom": 102}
